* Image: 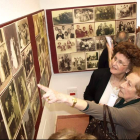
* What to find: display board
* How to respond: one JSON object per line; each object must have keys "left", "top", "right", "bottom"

{"left": 46, "top": 2, "right": 137, "bottom": 73}
{"left": 0, "top": 10, "right": 51, "bottom": 139}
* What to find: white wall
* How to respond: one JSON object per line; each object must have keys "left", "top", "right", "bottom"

{"left": 0, "top": 0, "right": 41, "bottom": 24}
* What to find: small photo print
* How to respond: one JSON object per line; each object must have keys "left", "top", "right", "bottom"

{"left": 22, "top": 44, "right": 34, "bottom": 78}
{"left": 33, "top": 14, "right": 40, "bottom": 37}
{"left": 95, "top": 36, "right": 106, "bottom": 50}
{"left": 0, "top": 29, "right": 4, "bottom": 46}
{"left": 1, "top": 81, "right": 21, "bottom": 138}
{"left": 16, "top": 18, "right": 31, "bottom": 51}
{"left": 53, "top": 24, "right": 75, "bottom": 40}
{"left": 52, "top": 9, "right": 73, "bottom": 25}
{"left": 94, "top": 5, "right": 115, "bottom": 21}
{"left": 128, "top": 34, "right": 135, "bottom": 44}
{"left": 14, "top": 67, "right": 29, "bottom": 115}
{"left": 86, "top": 51, "right": 99, "bottom": 61}
{"left": 3, "top": 23, "right": 22, "bottom": 75}
{"left": 57, "top": 53, "right": 72, "bottom": 72}
{"left": 95, "top": 21, "right": 115, "bottom": 36}
{"left": 116, "top": 3, "right": 136, "bottom": 20}
{"left": 116, "top": 20, "right": 136, "bottom": 34}
{"left": 74, "top": 23, "right": 94, "bottom": 38}
{"left": 87, "top": 60, "right": 98, "bottom": 69}
{"left": 71, "top": 52, "right": 85, "bottom": 71}
{"left": 76, "top": 38, "right": 96, "bottom": 52}
{"left": 55, "top": 39, "right": 76, "bottom": 54}
{"left": 73, "top": 8, "right": 94, "bottom": 23}
{"left": 136, "top": 32, "right": 140, "bottom": 48}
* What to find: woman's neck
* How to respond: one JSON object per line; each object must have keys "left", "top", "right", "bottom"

{"left": 112, "top": 73, "right": 125, "bottom": 82}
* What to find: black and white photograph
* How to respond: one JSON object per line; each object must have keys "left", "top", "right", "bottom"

{"left": 86, "top": 60, "right": 98, "bottom": 69}
{"left": 16, "top": 18, "right": 31, "bottom": 51}
{"left": 31, "top": 89, "right": 40, "bottom": 123}
{"left": 95, "top": 36, "right": 106, "bottom": 50}
{"left": 3, "top": 23, "right": 22, "bottom": 75}
{"left": 95, "top": 21, "right": 115, "bottom": 36}
{"left": 86, "top": 51, "right": 99, "bottom": 61}
{"left": 0, "top": 43, "right": 11, "bottom": 94}
{"left": 74, "top": 23, "right": 94, "bottom": 38}
{"left": 0, "top": 106, "right": 9, "bottom": 139}
{"left": 128, "top": 34, "right": 135, "bottom": 44}
{"left": 116, "top": 20, "right": 136, "bottom": 34}
{"left": 94, "top": 5, "right": 115, "bottom": 21}
{"left": 1, "top": 81, "right": 21, "bottom": 138}
{"left": 116, "top": 3, "right": 136, "bottom": 19}
{"left": 57, "top": 53, "right": 72, "bottom": 72}
{"left": 23, "top": 105, "right": 35, "bottom": 139}
{"left": 26, "top": 68, "right": 37, "bottom": 100}
{"left": 52, "top": 9, "right": 73, "bottom": 25}
{"left": 33, "top": 14, "right": 40, "bottom": 37}
{"left": 38, "top": 12, "right": 44, "bottom": 37}
{"left": 53, "top": 24, "right": 75, "bottom": 40}
{"left": 0, "top": 29, "right": 4, "bottom": 46}
{"left": 73, "top": 8, "right": 94, "bottom": 23}
{"left": 76, "top": 38, "right": 96, "bottom": 52}
{"left": 71, "top": 52, "right": 85, "bottom": 71}
{"left": 22, "top": 44, "right": 34, "bottom": 78}
{"left": 55, "top": 39, "right": 76, "bottom": 54}
{"left": 16, "top": 123, "right": 27, "bottom": 140}
{"left": 14, "top": 67, "right": 29, "bottom": 115}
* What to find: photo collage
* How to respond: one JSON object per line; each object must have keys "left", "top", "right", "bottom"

{"left": 51, "top": 3, "right": 137, "bottom": 72}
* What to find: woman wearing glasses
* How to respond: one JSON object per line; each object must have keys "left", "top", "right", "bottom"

{"left": 84, "top": 41, "right": 140, "bottom": 109}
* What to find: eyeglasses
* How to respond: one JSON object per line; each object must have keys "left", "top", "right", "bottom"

{"left": 112, "top": 57, "right": 129, "bottom": 66}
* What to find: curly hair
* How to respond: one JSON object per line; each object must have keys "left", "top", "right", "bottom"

{"left": 112, "top": 41, "right": 140, "bottom": 70}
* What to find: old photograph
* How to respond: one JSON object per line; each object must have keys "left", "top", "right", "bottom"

{"left": 14, "top": 67, "right": 29, "bottom": 115}
{"left": 95, "top": 36, "right": 106, "bottom": 50}
{"left": 0, "top": 29, "right": 4, "bottom": 46}
{"left": 3, "top": 23, "right": 21, "bottom": 75}
{"left": 31, "top": 89, "right": 40, "bottom": 123}
{"left": 74, "top": 8, "right": 94, "bottom": 23}
{"left": 95, "top": 21, "right": 115, "bottom": 36}
{"left": 1, "top": 81, "right": 21, "bottom": 138}
{"left": 76, "top": 38, "right": 96, "bottom": 52}
{"left": 26, "top": 68, "right": 37, "bottom": 100}
{"left": 33, "top": 14, "right": 40, "bottom": 37}
{"left": 116, "top": 20, "right": 136, "bottom": 34}
{"left": 71, "top": 52, "right": 85, "bottom": 71}
{"left": 57, "top": 53, "right": 72, "bottom": 72}
{"left": 23, "top": 105, "right": 35, "bottom": 139}
{"left": 52, "top": 9, "right": 73, "bottom": 25}
{"left": 0, "top": 106, "right": 9, "bottom": 139}
{"left": 38, "top": 12, "right": 44, "bottom": 37}
{"left": 55, "top": 39, "right": 76, "bottom": 54}
{"left": 86, "top": 60, "right": 98, "bottom": 69}
{"left": 16, "top": 123, "right": 27, "bottom": 140}
{"left": 74, "top": 23, "right": 94, "bottom": 38}
{"left": 16, "top": 18, "right": 31, "bottom": 51}
{"left": 22, "top": 44, "right": 34, "bottom": 78}
{"left": 116, "top": 3, "right": 136, "bottom": 19}
{"left": 53, "top": 24, "right": 75, "bottom": 40}
{"left": 86, "top": 51, "right": 99, "bottom": 61}
{"left": 128, "top": 34, "right": 135, "bottom": 44}
{"left": 136, "top": 31, "right": 140, "bottom": 48}
{"left": 0, "top": 43, "right": 12, "bottom": 94}
{"left": 94, "top": 5, "right": 115, "bottom": 21}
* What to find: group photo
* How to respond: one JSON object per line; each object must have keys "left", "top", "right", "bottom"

{"left": 95, "top": 36, "right": 106, "bottom": 50}
{"left": 87, "top": 60, "right": 98, "bottom": 69}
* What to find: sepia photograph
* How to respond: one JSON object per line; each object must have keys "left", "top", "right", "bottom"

{"left": 16, "top": 123, "right": 27, "bottom": 140}
{"left": 3, "top": 23, "right": 22, "bottom": 75}
{"left": 22, "top": 43, "right": 34, "bottom": 78}
{"left": 76, "top": 38, "right": 96, "bottom": 52}
{"left": 0, "top": 29, "right": 4, "bottom": 46}
{"left": 0, "top": 43, "right": 12, "bottom": 94}
{"left": 116, "top": 3, "right": 136, "bottom": 19}
{"left": 57, "top": 53, "right": 72, "bottom": 72}
{"left": 128, "top": 34, "right": 135, "bottom": 44}
{"left": 86, "top": 60, "right": 98, "bottom": 69}
{"left": 0, "top": 106, "right": 9, "bottom": 139}
{"left": 116, "top": 20, "right": 136, "bottom": 34}
{"left": 53, "top": 24, "right": 75, "bottom": 40}
{"left": 16, "top": 18, "right": 31, "bottom": 51}
{"left": 38, "top": 12, "right": 44, "bottom": 37}
{"left": 1, "top": 81, "right": 21, "bottom": 138}
{"left": 71, "top": 52, "right": 85, "bottom": 71}
{"left": 14, "top": 67, "right": 29, "bottom": 115}
{"left": 52, "top": 9, "right": 73, "bottom": 25}
{"left": 94, "top": 5, "right": 115, "bottom": 21}
{"left": 86, "top": 51, "right": 99, "bottom": 61}
{"left": 26, "top": 68, "right": 37, "bottom": 100}
{"left": 33, "top": 14, "right": 40, "bottom": 37}
{"left": 31, "top": 89, "right": 40, "bottom": 123}
{"left": 95, "top": 36, "right": 106, "bottom": 50}
{"left": 95, "top": 21, "right": 115, "bottom": 36}
{"left": 74, "top": 23, "right": 94, "bottom": 38}
{"left": 23, "top": 105, "right": 35, "bottom": 139}
{"left": 74, "top": 8, "right": 94, "bottom": 23}
{"left": 55, "top": 39, "right": 76, "bottom": 54}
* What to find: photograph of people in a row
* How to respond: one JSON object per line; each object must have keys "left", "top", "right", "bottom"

{"left": 51, "top": 3, "right": 136, "bottom": 25}
{"left": 57, "top": 51, "right": 101, "bottom": 72}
